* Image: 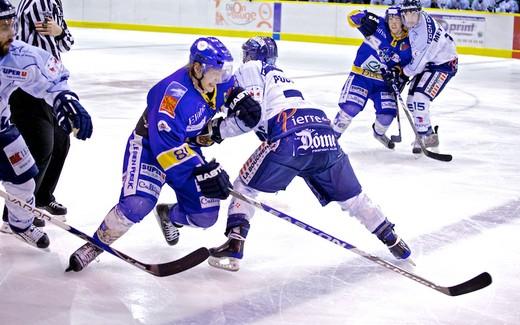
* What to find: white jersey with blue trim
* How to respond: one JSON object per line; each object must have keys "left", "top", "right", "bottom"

{"left": 220, "top": 60, "right": 320, "bottom": 139}
{"left": 403, "top": 11, "right": 457, "bottom": 78}
{"left": 0, "top": 40, "right": 71, "bottom": 132}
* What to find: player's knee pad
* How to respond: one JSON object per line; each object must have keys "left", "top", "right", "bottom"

{"left": 228, "top": 179, "right": 257, "bottom": 219}
{"left": 338, "top": 192, "right": 385, "bottom": 232}
{"left": 338, "top": 103, "right": 362, "bottom": 118}
{"left": 118, "top": 195, "right": 156, "bottom": 223}
{"left": 406, "top": 92, "right": 432, "bottom": 134}
{"left": 185, "top": 210, "right": 219, "bottom": 228}
{"left": 95, "top": 205, "right": 135, "bottom": 244}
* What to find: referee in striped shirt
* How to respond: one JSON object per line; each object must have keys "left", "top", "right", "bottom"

{"left": 2, "top": 0, "right": 74, "bottom": 229}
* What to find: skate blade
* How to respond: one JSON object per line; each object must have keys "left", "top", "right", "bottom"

{"left": 208, "top": 256, "right": 240, "bottom": 272}
{"left": 405, "top": 258, "right": 416, "bottom": 267}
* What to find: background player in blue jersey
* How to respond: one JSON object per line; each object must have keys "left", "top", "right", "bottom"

{"left": 193, "top": 36, "right": 411, "bottom": 272}
{"left": 0, "top": 0, "right": 93, "bottom": 249}
{"left": 333, "top": 7, "right": 412, "bottom": 150}
{"left": 67, "top": 37, "right": 260, "bottom": 272}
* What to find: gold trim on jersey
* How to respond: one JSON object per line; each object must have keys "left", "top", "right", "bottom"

{"left": 351, "top": 65, "right": 383, "bottom": 81}
{"left": 157, "top": 143, "right": 197, "bottom": 171}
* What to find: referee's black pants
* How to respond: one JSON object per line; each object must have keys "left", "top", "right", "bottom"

{"left": 6, "top": 88, "right": 70, "bottom": 208}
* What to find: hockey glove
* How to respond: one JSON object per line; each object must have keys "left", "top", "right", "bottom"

{"left": 53, "top": 91, "right": 93, "bottom": 140}
{"left": 349, "top": 11, "right": 379, "bottom": 38}
{"left": 186, "top": 117, "right": 224, "bottom": 147}
{"left": 225, "top": 87, "right": 261, "bottom": 129}
{"left": 382, "top": 66, "right": 408, "bottom": 92}
{"left": 193, "top": 160, "right": 232, "bottom": 200}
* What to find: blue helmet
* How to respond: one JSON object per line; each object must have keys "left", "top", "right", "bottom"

{"left": 400, "top": 0, "right": 422, "bottom": 12}
{"left": 385, "top": 6, "right": 401, "bottom": 22}
{"left": 242, "top": 36, "right": 278, "bottom": 64}
{"left": 0, "top": 0, "right": 15, "bottom": 20}
{"left": 189, "top": 37, "right": 234, "bottom": 82}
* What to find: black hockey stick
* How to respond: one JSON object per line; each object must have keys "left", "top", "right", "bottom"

{"left": 390, "top": 82, "right": 453, "bottom": 162}
{"left": 390, "top": 105, "right": 402, "bottom": 143}
{"left": 230, "top": 189, "right": 492, "bottom": 296}
{"left": 0, "top": 189, "right": 209, "bottom": 277}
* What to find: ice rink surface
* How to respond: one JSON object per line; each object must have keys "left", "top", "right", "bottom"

{"left": 1, "top": 29, "right": 519, "bottom": 325}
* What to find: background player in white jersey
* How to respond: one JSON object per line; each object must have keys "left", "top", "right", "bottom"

{"left": 398, "top": 0, "right": 458, "bottom": 154}
{"left": 0, "top": 0, "right": 93, "bottom": 248}
{"left": 194, "top": 37, "right": 411, "bottom": 272}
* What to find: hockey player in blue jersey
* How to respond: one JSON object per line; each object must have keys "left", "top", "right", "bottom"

{"left": 333, "top": 7, "right": 412, "bottom": 149}
{"left": 0, "top": 0, "right": 92, "bottom": 249}
{"left": 399, "top": 0, "right": 458, "bottom": 154}
{"left": 196, "top": 36, "right": 411, "bottom": 272}
{"left": 67, "top": 37, "right": 261, "bottom": 272}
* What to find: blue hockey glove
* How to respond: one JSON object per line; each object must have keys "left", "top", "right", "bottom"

{"left": 186, "top": 117, "right": 224, "bottom": 147}
{"left": 225, "top": 87, "right": 261, "bottom": 129}
{"left": 193, "top": 160, "right": 232, "bottom": 200}
{"left": 53, "top": 91, "right": 93, "bottom": 140}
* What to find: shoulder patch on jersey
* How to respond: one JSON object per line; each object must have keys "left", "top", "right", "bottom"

{"left": 159, "top": 81, "right": 187, "bottom": 119}
{"left": 157, "top": 120, "right": 171, "bottom": 132}
{"left": 45, "top": 56, "right": 62, "bottom": 79}
{"left": 1, "top": 67, "right": 29, "bottom": 81}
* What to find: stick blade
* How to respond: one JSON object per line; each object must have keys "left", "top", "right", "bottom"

{"left": 150, "top": 248, "right": 210, "bottom": 277}
{"left": 446, "top": 272, "right": 492, "bottom": 296}
{"left": 424, "top": 150, "right": 453, "bottom": 162}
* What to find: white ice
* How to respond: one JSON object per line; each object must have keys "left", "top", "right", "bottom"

{"left": 1, "top": 29, "right": 519, "bottom": 325}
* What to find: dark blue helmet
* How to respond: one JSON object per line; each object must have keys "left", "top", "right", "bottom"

{"left": 190, "top": 37, "right": 234, "bottom": 82}
{"left": 385, "top": 6, "right": 401, "bottom": 22}
{"left": 242, "top": 36, "right": 278, "bottom": 64}
{"left": 0, "top": 0, "right": 15, "bottom": 20}
{"left": 400, "top": 0, "right": 422, "bottom": 12}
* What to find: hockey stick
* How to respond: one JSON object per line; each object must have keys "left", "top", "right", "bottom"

{"left": 390, "top": 105, "right": 402, "bottom": 143}
{"left": 0, "top": 189, "right": 209, "bottom": 277}
{"left": 389, "top": 82, "right": 452, "bottom": 162}
{"left": 230, "top": 189, "right": 492, "bottom": 296}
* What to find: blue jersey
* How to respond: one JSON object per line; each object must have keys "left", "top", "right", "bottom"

{"left": 350, "top": 12, "right": 412, "bottom": 81}
{"left": 142, "top": 66, "right": 234, "bottom": 183}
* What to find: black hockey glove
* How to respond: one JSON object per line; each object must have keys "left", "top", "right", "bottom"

{"left": 193, "top": 160, "right": 232, "bottom": 200}
{"left": 53, "top": 91, "right": 93, "bottom": 140}
{"left": 358, "top": 12, "right": 379, "bottom": 38}
{"left": 225, "top": 87, "right": 261, "bottom": 129}
{"left": 186, "top": 117, "right": 224, "bottom": 147}
{"left": 382, "top": 66, "right": 409, "bottom": 92}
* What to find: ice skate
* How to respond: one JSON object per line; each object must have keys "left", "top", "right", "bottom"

{"left": 154, "top": 204, "right": 181, "bottom": 246}
{"left": 208, "top": 226, "right": 246, "bottom": 272}
{"left": 38, "top": 200, "right": 67, "bottom": 222}
{"left": 66, "top": 243, "right": 103, "bottom": 272}
{"left": 372, "top": 123, "right": 395, "bottom": 149}
{"left": 412, "top": 126, "right": 439, "bottom": 154}
{"left": 375, "top": 221, "right": 411, "bottom": 260}
{"left": 12, "top": 224, "right": 50, "bottom": 249}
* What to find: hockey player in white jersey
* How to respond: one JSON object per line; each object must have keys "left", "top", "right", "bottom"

{"left": 195, "top": 37, "right": 411, "bottom": 272}
{"left": 0, "top": 0, "right": 93, "bottom": 249}
{"left": 398, "top": 0, "right": 458, "bottom": 154}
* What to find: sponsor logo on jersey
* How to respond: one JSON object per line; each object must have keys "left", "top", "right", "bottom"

{"left": 346, "top": 93, "right": 366, "bottom": 107}
{"left": 123, "top": 137, "right": 143, "bottom": 196}
{"left": 381, "top": 92, "right": 395, "bottom": 101}
{"left": 400, "top": 42, "right": 410, "bottom": 51}
{"left": 240, "top": 142, "right": 274, "bottom": 184}
{"left": 45, "top": 56, "right": 62, "bottom": 78}
{"left": 381, "top": 101, "right": 397, "bottom": 109}
{"left": 273, "top": 75, "right": 292, "bottom": 84}
{"left": 425, "top": 72, "right": 447, "bottom": 98}
{"left": 1, "top": 67, "right": 29, "bottom": 81}
{"left": 157, "top": 120, "right": 171, "bottom": 132}
{"left": 294, "top": 129, "right": 337, "bottom": 155}
{"left": 186, "top": 104, "right": 207, "bottom": 132}
{"left": 350, "top": 85, "right": 368, "bottom": 97}
{"left": 140, "top": 163, "right": 166, "bottom": 183}
{"left": 159, "top": 81, "right": 187, "bottom": 118}
{"left": 138, "top": 180, "right": 161, "bottom": 198}
{"left": 199, "top": 196, "right": 220, "bottom": 208}
{"left": 3, "top": 136, "right": 35, "bottom": 176}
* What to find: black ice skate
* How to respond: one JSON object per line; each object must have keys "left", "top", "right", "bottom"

{"left": 375, "top": 221, "right": 411, "bottom": 260}
{"left": 38, "top": 200, "right": 67, "bottom": 222}
{"left": 208, "top": 227, "right": 246, "bottom": 272}
{"left": 11, "top": 224, "right": 50, "bottom": 249}
{"left": 372, "top": 123, "right": 395, "bottom": 149}
{"left": 1, "top": 212, "right": 45, "bottom": 233}
{"left": 154, "top": 204, "right": 181, "bottom": 246}
{"left": 66, "top": 243, "right": 103, "bottom": 272}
